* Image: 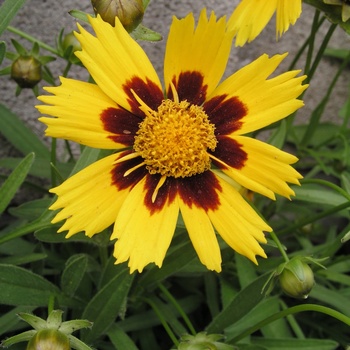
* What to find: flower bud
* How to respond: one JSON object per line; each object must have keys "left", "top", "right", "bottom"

{"left": 61, "top": 32, "right": 82, "bottom": 63}
{"left": 91, "top": 0, "right": 144, "bottom": 31}
{"left": 26, "top": 329, "right": 70, "bottom": 350}
{"left": 176, "top": 333, "right": 234, "bottom": 350}
{"left": 11, "top": 55, "right": 42, "bottom": 88}
{"left": 279, "top": 259, "right": 315, "bottom": 299}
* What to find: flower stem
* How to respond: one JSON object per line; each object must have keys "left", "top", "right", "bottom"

{"left": 269, "top": 231, "right": 289, "bottom": 262}
{"left": 7, "top": 26, "right": 59, "bottom": 55}
{"left": 277, "top": 201, "right": 350, "bottom": 236}
{"left": 142, "top": 297, "right": 179, "bottom": 347}
{"left": 158, "top": 283, "right": 196, "bottom": 336}
{"left": 231, "top": 304, "right": 350, "bottom": 343}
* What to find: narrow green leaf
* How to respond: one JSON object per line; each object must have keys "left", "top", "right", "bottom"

{"left": 131, "top": 24, "right": 162, "bottom": 41}
{"left": 0, "top": 264, "right": 60, "bottom": 306}
{"left": 0, "top": 157, "right": 73, "bottom": 179}
{"left": 268, "top": 119, "right": 287, "bottom": 149}
{"left": 292, "top": 183, "right": 347, "bottom": 206}
{"left": 0, "top": 206, "right": 54, "bottom": 245}
{"left": 0, "top": 0, "right": 27, "bottom": 36}
{"left": 8, "top": 198, "right": 52, "bottom": 220}
{"left": 82, "top": 266, "right": 134, "bottom": 342}
{"left": 61, "top": 254, "right": 88, "bottom": 296}
{"left": 0, "top": 253, "right": 47, "bottom": 266}
{"left": 250, "top": 337, "right": 338, "bottom": 350}
{"left": 0, "top": 104, "right": 49, "bottom": 159}
{"left": 0, "top": 152, "right": 35, "bottom": 215}
{"left": 309, "top": 284, "right": 350, "bottom": 317}
{"left": 0, "top": 41, "right": 6, "bottom": 65}
{"left": 108, "top": 325, "right": 139, "bottom": 350}
{"left": 206, "top": 274, "right": 268, "bottom": 333}
{"left": 68, "top": 10, "right": 91, "bottom": 23}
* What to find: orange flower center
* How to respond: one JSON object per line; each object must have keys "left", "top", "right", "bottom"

{"left": 133, "top": 99, "right": 217, "bottom": 178}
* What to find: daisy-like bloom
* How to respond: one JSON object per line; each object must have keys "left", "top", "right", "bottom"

{"left": 228, "top": 0, "right": 302, "bottom": 46}
{"left": 37, "top": 10, "right": 307, "bottom": 273}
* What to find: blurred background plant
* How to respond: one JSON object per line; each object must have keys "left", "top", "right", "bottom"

{"left": 1, "top": 0, "right": 350, "bottom": 349}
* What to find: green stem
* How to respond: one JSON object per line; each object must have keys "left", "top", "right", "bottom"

{"left": 300, "top": 44, "right": 350, "bottom": 147}
{"left": 231, "top": 304, "right": 350, "bottom": 343}
{"left": 158, "top": 283, "right": 196, "bottom": 336}
{"left": 142, "top": 297, "right": 179, "bottom": 347}
{"left": 277, "top": 201, "right": 350, "bottom": 236}
{"left": 50, "top": 137, "right": 57, "bottom": 187}
{"left": 7, "top": 25, "right": 59, "bottom": 55}
{"left": 306, "top": 23, "right": 337, "bottom": 83}
{"left": 269, "top": 231, "right": 289, "bottom": 262}
{"left": 304, "top": 9, "right": 320, "bottom": 77}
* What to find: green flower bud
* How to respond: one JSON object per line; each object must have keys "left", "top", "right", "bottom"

{"left": 176, "top": 333, "right": 234, "bottom": 350}
{"left": 11, "top": 55, "right": 42, "bottom": 88}
{"left": 91, "top": 0, "right": 144, "bottom": 31}
{"left": 279, "top": 259, "right": 315, "bottom": 299}
{"left": 61, "top": 32, "right": 82, "bottom": 64}
{"left": 26, "top": 329, "right": 70, "bottom": 350}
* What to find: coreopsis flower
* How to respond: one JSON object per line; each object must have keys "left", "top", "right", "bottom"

{"left": 37, "top": 10, "right": 307, "bottom": 273}
{"left": 228, "top": 0, "right": 302, "bottom": 46}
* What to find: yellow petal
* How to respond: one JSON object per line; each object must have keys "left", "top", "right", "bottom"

{"left": 164, "top": 9, "right": 234, "bottom": 98}
{"left": 228, "top": 0, "right": 277, "bottom": 46}
{"left": 276, "top": 0, "right": 302, "bottom": 37}
{"left": 50, "top": 154, "right": 130, "bottom": 238}
{"left": 221, "top": 136, "right": 302, "bottom": 199}
{"left": 228, "top": 0, "right": 302, "bottom": 46}
{"left": 179, "top": 198, "right": 222, "bottom": 272}
{"left": 208, "top": 54, "right": 307, "bottom": 135}
{"left": 75, "top": 15, "right": 162, "bottom": 111}
{"left": 37, "top": 77, "right": 128, "bottom": 149}
{"left": 208, "top": 175, "right": 270, "bottom": 264}
{"left": 111, "top": 176, "right": 179, "bottom": 273}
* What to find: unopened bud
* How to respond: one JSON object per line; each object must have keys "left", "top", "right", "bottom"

{"left": 279, "top": 259, "right": 315, "bottom": 299}
{"left": 62, "top": 32, "right": 82, "bottom": 63}
{"left": 91, "top": 0, "right": 144, "bottom": 31}
{"left": 11, "top": 56, "right": 41, "bottom": 88}
{"left": 26, "top": 329, "right": 70, "bottom": 350}
{"left": 176, "top": 332, "right": 234, "bottom": 350}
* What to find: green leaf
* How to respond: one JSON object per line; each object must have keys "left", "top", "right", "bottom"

{"left": 81, "top": 266, "right": 134, "bottom": 342}
{"left": 108, "top": 325, "right": 140, "bottom": 350}
{"left": 131, "top": 24, "right": 162, "bottom": 41}
{"left": 0, "top": 0, "right": 27, "bottom": 36}
{"left": 249, "top": 337, "right": 338, "bottom": 350}
{"left": 61, "top": 254, "right": 88, "bottom": 297}
{"left": 11, "top": 38, "right": 27, "bottom": 56}
{"left": 206, "top": 274, "right": 268, "bottom": 333}
{"left": 0, "top": 152, "right": 35, "bottom": 215}
{"left": 292, "top": 183, "right": 348, "bottom": 206}
{"left": 0, "top": 104, "right": 49, "bottom": 159}
{"left": 8, "top": 198, "right": 53, "bottom": 220}
{"left": 0, "top": 253, "right": 47, "bottom": 266}
{"left": 268, "top": 119, "right": 287, "bottom": 149}
{"left": 0, "top": 157, "right": 73, "bottom": 179}
{"left": 68, "top": 9, "right": 91, "bottom": 24}
{"left": 0, "top": 41, "right": 6, "bottom": 65}
{"left": 309, "top": 284, "right": 350, "bottom": 317}
{"left": 0, "top": 264, "right": 60, "bottom": 306}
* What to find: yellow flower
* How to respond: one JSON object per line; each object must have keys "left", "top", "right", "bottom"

{"left": 37, "top": 11, "right": 307, "bottom": 273}
{"left": 228, "top": 0, "right": 302, "bottom": 46}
